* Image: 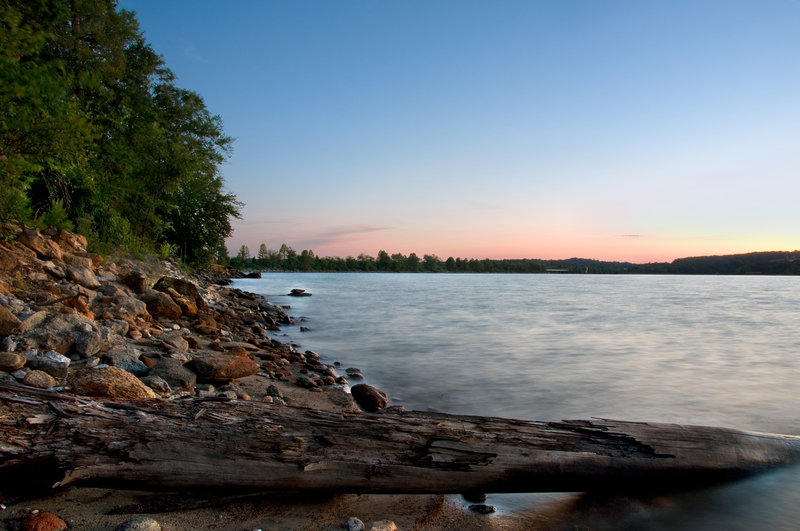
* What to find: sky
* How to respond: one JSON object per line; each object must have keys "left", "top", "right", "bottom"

{"left": 118, "top": 0, "right": 800, "bottom": 263}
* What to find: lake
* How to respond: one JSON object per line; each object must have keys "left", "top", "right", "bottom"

{"left": 233, "top": 273, "right": 800, "bottom": 530}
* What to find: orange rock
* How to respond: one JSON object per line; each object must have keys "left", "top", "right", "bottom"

{"left": 21, "top": 511, "right": 67, "bottom": 531}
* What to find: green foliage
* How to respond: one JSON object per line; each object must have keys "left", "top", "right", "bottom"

{"left": 0, "top": 0, "right": 241, "bottom": 263}
{"left": 37, "top": 199, "right": 74, "bottom": 231}
{"left": 236, "top": 245, "right": 250, "bottom": 261}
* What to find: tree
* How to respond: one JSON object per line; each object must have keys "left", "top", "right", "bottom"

{"left": 407, "top": 253, "right": 420, "bottom": 272}
{"left": 376, "top": 250, "right": 391, "bottom": 271}
{"left": 358, "top": 253, "right": 375, "bottom": 271}
{"left": 423, "top": 254, "right": 440, "bottom": 272}
{"left": 300, "top": 249, "right": 315, "bottom": 271}
{"left": 236, "top": 245, "right": 250, "bottom": 261}
{"left": 257, "top": 243, "right": 268, "bottom": 261}
{"left": 391, "top": 253, "right": 407, "bottom": 271}
{"left": 445, "top": 257, "right": 456, "bottom": 272}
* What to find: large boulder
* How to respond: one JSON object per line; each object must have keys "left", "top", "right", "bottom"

{"left": 18, "top": 314, "right": 75, "bottom": 354}
{"left": 121, "top": 269, "right": 148, "bottom": 294}
{"left": 158, "top": 330, "right": 189, "bottom": 351}
{"left": 68, "top": 367, "right": 157, "bottom": 399}
{"left": 187, "top": 353, "right": 260, "bottom": 383}
{"left": 141, "top": 289, "right": 182, "bottom": 320}
{"left": 104, "top": 296, "right": 151, "bottom": 321}
{"left": 51, "top": 228, "right": 86, "bottom": 253}
{"left": 0, "top": 305, "right": 21, "bottom": 335}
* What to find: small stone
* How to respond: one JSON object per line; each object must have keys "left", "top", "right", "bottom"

{"left": 140, "top": 375, "right": 171, "bottom": 397}
{"left": 0, "top": 352, "right": 26, "bottom": 372}
{"left": 351, "top": 384, "right": 388, "bottom": 412}
{"left": 30, "top": 351, "right": 71, "bottom": 379}
{"left": 266, "top": 385, "right": 283, "bottom": 398}
{"left": 1, "top": 335, "right": 17, "bottom": 352}
{"left": 22, "top": 370, "right": 57, "bottom": 389}
{"left": 85, "top": 356, "right": 100, "bottom": 368}
{"left": 462, "top": 492, "right": 488, "bottom": 503}
{"left": 0, "top": 305, "right": 22, "bottom": 335}
{"left": 21, "top": 510, "right": 67, "bottom": 531}
{"left": 262, "top": 396, "right": 274, "bottom": 404}
{"left": 115, "top": 516, "right": 162, "bottom": 531}
{"left": 344, "top": 517, "right": 365, "bottom": 531}
{"left": 468, "top": 504, "right": 497, "bottom": 514}
{"left": 296, "top": 375, "right": 318, "bottom": 389}
{"left": 369, "top": 520, "right": 398, "bottom": 531}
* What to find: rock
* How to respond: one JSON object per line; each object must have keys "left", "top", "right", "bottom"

{"left": 344, "top": 517, "right": 365, "bottom": 531}
{"left": 0, "top": 352, "right": 26, "bottom": 372}
{"left": 140, "top": 375, "right": 171, "bottom": 397}
{"left": 295, "top": 375, "right": 318, "bottom": 389}
{"left": 21, "top": 511, "right": 68, "bottom": 531}
{"left": 17, "top": 225, "right": 62, "bottom": 261}
{"left": 52, "top": 228, "right": 85, "bottom": 253}
{"left": 28, "top": 350, "right": 71, "bottom": 378}
{"left": 0, "top": 370, "right": 14, "bottom": 381}
{"left": 153, "top": 276, "right": 207, "bottom": 311}
{"left": 266, "top": 385, "right": 283, "bottom": 398}
{"left": 288, "top": 289, "right": 312, "bottom": 297}
{"left": 0, "top": 305, "right": 22, "bottom": 335}
{"left": 105, "top": 295, "right": 150, "bottom": 321}
{"left": 62, "top": 253, "right": 94, "bottom": 269}
{"left": 468, "top": 504, "right": 497, "bottom": 514}
{"left": 158, "top": 330, "right": 189, "bottom": 351}
{"left": 351, "top": 384, "right": 388, "bottom": 412}
{"left": 115, "top": 517, "right": 162, "bottom": 531}
{"left": 18, "top": 315, "right": 75, "bottom": 354}
{"left": 66, "top": 265, "right": 101, "bottom": 289}
{"left": 187, "top": 354, "right": 260, "bottom": 382}
{"left": 16, "top": 310, "right": 48, "bottom": 334}
{"left": 73, "top": 323, "right": 103, "bottom": 358}
{"left": 369, "top": 521, "right": 398, "bottom": 531}
{"left": 148, "top": 358, "right": 197, "bottom": 391}
{"left": 1, "top": 335, "right": 17, "bottom": 352}
{"left": 122, "top": 270, "right": 148, "bottom": 294}
{"left": 104, "top": 347, "right": 149, "bottom": 376}
{"left": 141, "top": 289, "right": 182, "bottom": 320}
{"left": 22, "top": 370, "right": 57, "bottom": 389}
{"left": 462, "top": 492, "right": 488, "bottom": 503}
{"left": 68, "top": 366, "right": 157, "bottom": 399}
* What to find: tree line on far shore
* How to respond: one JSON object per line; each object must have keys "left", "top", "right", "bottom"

{"left": 229, "top": 244, "right": 549, "bottom": 273}
{"left": 230, "top": 245, "right": 800, "bottom": 275}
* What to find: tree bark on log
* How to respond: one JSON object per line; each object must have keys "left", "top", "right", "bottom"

{"left": 2, "top": 380, "right": 800, "bottom": 494}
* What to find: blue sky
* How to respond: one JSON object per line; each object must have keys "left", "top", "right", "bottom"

{"left": 119, "top": 0, "right": 799, "bottom": 262}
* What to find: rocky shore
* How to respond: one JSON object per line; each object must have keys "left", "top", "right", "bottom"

{"left": 0, "top": 224, "right": 509, "bottom": 531}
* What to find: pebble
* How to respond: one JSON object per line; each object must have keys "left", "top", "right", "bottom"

{"left": 115, "top": 516, "right": 162, "bottom": 531}
{"left": 22, "top": 370, "right": 57, "bottom": 389}
{"left": 468, "top": 504, "right": 497, "bottom": 514}
{"left": 462, "top": 492, "right": 488, "bottom": 502}
{"left": 344, "top": 516, "right": 365, "bottom": 531}
{"left": 369, "top": 520, "right": 398, "bottom": 531}
{"left": 21, "top": 511, "right": 67, "bottom": 531}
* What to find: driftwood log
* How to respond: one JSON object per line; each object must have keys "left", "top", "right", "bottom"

{"left": 2, "top": 380, "right": 800, "bottom": 494}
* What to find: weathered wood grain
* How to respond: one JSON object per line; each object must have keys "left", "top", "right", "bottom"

{"left": 2, "top": 380, "right": 799, "bottom": 494}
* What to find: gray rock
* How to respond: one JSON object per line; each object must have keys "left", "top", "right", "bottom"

{"left": 266, "top": 385, "right": 283, "bottom": 398}
{"left": 140, "top": 375, "right": 171, "bottom": 397}
{"left": 0, "top": 336, "right": 16, "bottom": 352}
{"left": 73, "top": 324, "right": 104, "bottom": 358}
{"left": 11, "top": 368, "right": 29, "bottom": 380}
{"left": 18, "top": 314, "right": 75, "bottom": 354}
{"left": 158, "top": 330, "right": 189, "bottom": 351}
{"left": 0, "top": 370, "right": 15, "bottom": 381}
{"left": 103, "top": 319, "right": 130, "bottom": 337}
{"left": 106, "top": 296, "right": 150, "bottom": 320}
{"left": 148, "top": 358, "right": 197, "bottom": 391}
{"left": 468, "top": 504, "right": 497, "bottom": 514}
{"left": 104, "top": 347, "right": 149, "bottom": 377}
{"left": 28, "top": 350, "right": 71, "bottom": 379}
{"left": 344, "top": 517, "right": 365, "bottom": 531}
{"left": 16, "top": 310, "right": 48, "bottom": 334}
{"left": 67, "top": 264, "right": 101, "bottom": 289}
{"left": 115, "top": 516, "right": 162, "bottom": 531}
{"left": 295, "top": 375, "right": 318, "bottom": 389}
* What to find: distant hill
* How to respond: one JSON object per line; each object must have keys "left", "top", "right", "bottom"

{"left": 538, "top": 251, "right": 800, "bottom": 275}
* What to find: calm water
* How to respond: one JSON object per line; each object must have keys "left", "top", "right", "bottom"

{"left": 234, "top": 273, "right": 800, "bottom": 530}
